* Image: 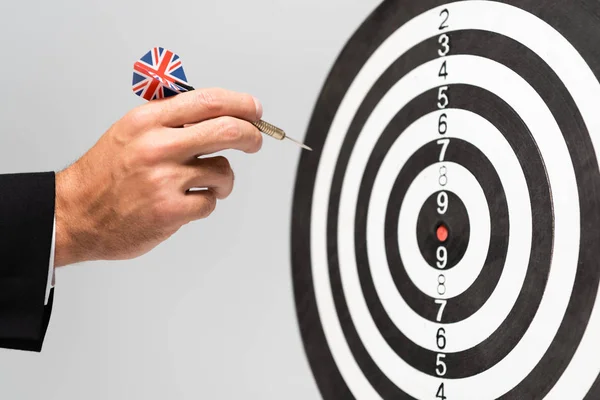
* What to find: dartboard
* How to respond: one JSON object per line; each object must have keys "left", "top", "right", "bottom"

{"left": 290, "top": 1, "right": 600, "bottom": 399}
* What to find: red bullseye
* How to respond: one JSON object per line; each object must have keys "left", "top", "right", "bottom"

{"left": 437, "top": 224, "right": 449, "bottom": 243}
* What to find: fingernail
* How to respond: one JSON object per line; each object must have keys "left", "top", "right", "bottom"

{"left": 253, "top": 96, "right": 263, "bottom": 120}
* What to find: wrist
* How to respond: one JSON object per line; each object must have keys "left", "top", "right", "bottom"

{"left": 54, "top": 165, "right": 87, "bottom": 267}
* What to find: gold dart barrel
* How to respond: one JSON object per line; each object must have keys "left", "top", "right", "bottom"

{"left": 251, "top": 120, "right": 286, "bottom": 140}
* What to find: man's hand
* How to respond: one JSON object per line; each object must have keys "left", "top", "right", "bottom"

{"left": 54, "top": 88, "right": 263, "bottom": 267}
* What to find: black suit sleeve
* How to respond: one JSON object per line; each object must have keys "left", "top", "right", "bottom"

{"left": 0, "top": 172, "right": 55, "bottom": 352}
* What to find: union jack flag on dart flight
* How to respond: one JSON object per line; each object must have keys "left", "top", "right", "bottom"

{"left": 132, "top": 47, "right": 190, "bottom": 100}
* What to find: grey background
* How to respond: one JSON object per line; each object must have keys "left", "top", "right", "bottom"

{"left": 0, "top": 0, "right": 380, "bottom": 398}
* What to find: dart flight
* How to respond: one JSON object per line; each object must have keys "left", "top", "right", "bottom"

{"left": 132, "top": 47, "right": 189, "bottom": 100}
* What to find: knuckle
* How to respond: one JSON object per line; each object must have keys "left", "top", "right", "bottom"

{"left": 152, "top": 197, "right": 178, "bottom": 226}
{"left": 126, "top": 105, "right": 155, "bottom": 130}
{"left": 139, "top": 141, "right": 166, "bottom": 165}
{"left": 224, "top": 175, "right": 235, "bottom": 198}
{"left": 213, "top": 156, "right": 233, "bottom": 178}
{"left": 120, "top": 149, "right": 138, "bottom": 173}
{"left": 198, "top": 192, "right": 217, "bottom": 218}
{"left": 197, "top": 88, "right": 223, "bottom": 114}
{"left": 137, "top": 133, "right": 177, "bottom": 165}
{"left": 147, "top": 168, "right": 169, "bottom": 187}
{"left": 221, "top": 169, "right": 235, "bottom": 199}
{"left": 218, "top": 117, "right": 242, "bottom": 142}
{"left": 248, "top": 128, "right": 263, "bottom": 153}
{"left": 157, "top": 134, "right": 180, "bottom": 155}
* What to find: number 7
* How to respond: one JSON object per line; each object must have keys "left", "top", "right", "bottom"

{"left": 435, "top": 299, "right": 447, "bottom": 322}
{"left": 437, "top": 139, "right": 450, "bottom": 161}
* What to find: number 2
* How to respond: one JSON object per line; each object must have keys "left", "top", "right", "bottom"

{"left": 439, "top": 9, "right": 449, "bottom": 30}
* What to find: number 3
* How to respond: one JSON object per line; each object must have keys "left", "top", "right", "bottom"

{"left": 438, "top": 34, "right": 450, "bottom": 56}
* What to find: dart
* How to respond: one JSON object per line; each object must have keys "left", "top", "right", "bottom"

{"left": 132, "top": 47, "right": 312, "bottom": 151}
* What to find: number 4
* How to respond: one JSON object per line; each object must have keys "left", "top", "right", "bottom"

{"left": 436, "top": 382, "right": 447, "bottom": 400}
{"left": 437, "top": 139, "right": 450, "bottom": 161}
{"left": 439, "top": 60, "right": 448, "bottom": 79}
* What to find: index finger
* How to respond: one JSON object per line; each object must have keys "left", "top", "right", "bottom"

{"left": 152, "top": 87, "right": 263, "bottom": 127}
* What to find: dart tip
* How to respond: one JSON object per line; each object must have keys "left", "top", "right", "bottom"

{"left": 285, "top": 135, "right": 313, "bottom": 151}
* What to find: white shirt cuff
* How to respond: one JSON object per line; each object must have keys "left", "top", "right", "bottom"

{"left": 44, "top": 214, "right": 56, "bottom": 305}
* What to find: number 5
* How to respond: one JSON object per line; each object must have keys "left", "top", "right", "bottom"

{"left": 436, "top": 354, "right": 447, "bottom": 376}
{"left": 437, "top": 86, "right": 449, "bottom": 109}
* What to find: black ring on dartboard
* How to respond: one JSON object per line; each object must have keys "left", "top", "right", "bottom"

{"left": 291, "top": 1, "right": 600, "bottom": 399}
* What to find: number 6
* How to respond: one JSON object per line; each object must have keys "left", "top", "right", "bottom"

{"left": 438, "top": 113, "right": 447, "bottom": 135}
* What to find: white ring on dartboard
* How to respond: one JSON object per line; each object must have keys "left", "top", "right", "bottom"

{"left": 369, "top": 108, "right": 528, "bottom": 352}
{"left": 309, "top": 4, "right": 593, "bottom": 399}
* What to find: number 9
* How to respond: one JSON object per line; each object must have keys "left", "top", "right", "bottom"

{"left": 437, "top": 246, "right": 447, "bottom": 269}
{"left": 437, "top": 192, "right": 448, "bottom": 214}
